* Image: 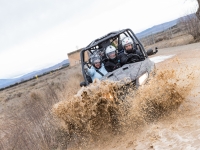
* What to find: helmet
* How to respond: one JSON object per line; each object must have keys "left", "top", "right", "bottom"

{"left": 105, "top": 45, "right": 117, "bottom": 59}
{"left": 121, "top": 37, "right": 134, "bottom": 53}
{"left": 90, "top": 55, "right": 102, "bottom": 68}
{"left": 122, "top": 37, "right": 133, "bottom": 48}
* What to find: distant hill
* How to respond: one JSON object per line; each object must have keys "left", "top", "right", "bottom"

{"left": 136, "top": 13, "right": 196, "bottom": 39}
{"left": 136, "top": 18, "right": 179, "bottom": 39}
{"left": 0, "top": 59, "right": 69, "bottom": 89}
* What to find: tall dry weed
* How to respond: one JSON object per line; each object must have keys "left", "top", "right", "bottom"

{"left": 0, "top": 90, "right": 58, "bottom": 149}
{"left": 0, "top": 65, "right": 83, "bottom": 150}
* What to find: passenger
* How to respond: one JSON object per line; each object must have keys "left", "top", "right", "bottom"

{"left": 119, "top": 37, "right": 144, "bottom": 65}
{"left": 104, "top": 45, "right": 122, "bottom": 72}
{"left": 86, "top": 55, "right": 108, "bottom": 81}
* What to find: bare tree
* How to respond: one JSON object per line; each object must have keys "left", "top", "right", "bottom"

{"left": 196, "top": 0, "right": 200, "bottom": 20}
{"left": 178, "top": 13, "right": 200, "bottom": 39}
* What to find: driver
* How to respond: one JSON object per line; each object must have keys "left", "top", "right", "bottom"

{"left": 86, "top": 55, "right": 108, "bottom": 81}
{"left": 119, "top": 37, "right": 144, "bottom": 65}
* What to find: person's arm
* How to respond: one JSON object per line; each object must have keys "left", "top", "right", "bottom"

{"left": 119, "top": 53, "right": 128, "bottom": 65}
{"left": 87, "top": 67, "right": 95, "bottom": 76}
{"left": 136, "top": 50, "right": 145, "bottom": 60}
{"left": 104, "top": 61, "right": 113, "bottom": 72}
{"left": 114, "top": 59, "right": 122, "bottom": 69}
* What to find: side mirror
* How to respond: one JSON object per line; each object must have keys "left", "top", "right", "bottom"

{"left": 154, "top": 47, "right": 158, "bottom": 54}
{"left": 80, "top": 81, "right": 87, "bottom": 87}
{"left": 146, "top": 47, "right": 158, "bottom": 56}
{"left": 147, "top": 49, "right": 153, "bottom": 56}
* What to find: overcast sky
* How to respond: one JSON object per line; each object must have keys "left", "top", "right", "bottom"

{"left": 0, "top": 0, "right": 198, "bottom": 79}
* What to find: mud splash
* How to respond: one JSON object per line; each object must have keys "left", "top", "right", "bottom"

{"left": 53, "top": 66, "right": 195, "bottom": 149}
{"left": 53, "top": 80, "right": 127, "bottom": 138}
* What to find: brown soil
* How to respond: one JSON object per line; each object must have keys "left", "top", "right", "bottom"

{"left": 0, "top": 41, "right": 200, "bottom": 149}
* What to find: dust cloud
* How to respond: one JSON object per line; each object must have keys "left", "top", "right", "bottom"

{"left": 53, "top": 60, "right": 197, "bottom": 149}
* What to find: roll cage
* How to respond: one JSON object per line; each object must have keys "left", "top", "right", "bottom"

{"left": 80, "top": 28, "right": 150, "bottom": 86}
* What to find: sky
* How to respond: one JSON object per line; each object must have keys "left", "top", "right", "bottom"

{"left": 0, "top": 0, "right": 198, "bottom": 79}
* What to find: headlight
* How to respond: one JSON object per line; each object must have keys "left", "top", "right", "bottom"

{"left": 138, "top": 72, "right": 149, "bottom": 85}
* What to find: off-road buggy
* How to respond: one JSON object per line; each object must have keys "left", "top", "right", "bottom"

{"left": 80, "top": 28, "right": 158, "bottom": 87}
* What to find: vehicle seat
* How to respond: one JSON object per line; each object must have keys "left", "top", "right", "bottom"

{"left": 117, "top": 43, "right": 124, "bottom": 54}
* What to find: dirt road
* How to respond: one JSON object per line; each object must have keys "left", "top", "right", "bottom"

{"left": 102, "top": 42, "right": 200, "bottom": 150}
{"left": 61, "top": 42, "right": 200, "bottom": 150}
{"left": 0, "top": 42, "right": 200, "bottom": 150}
{"left": 124, "top": 42, "right": 200, "bottom": 149}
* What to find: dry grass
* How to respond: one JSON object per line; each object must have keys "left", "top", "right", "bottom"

{"left": 145, "top": 34, "right": 194, "bottom": 50}
{"left": 0, "top": 64, "right": 83, "bottom": 150}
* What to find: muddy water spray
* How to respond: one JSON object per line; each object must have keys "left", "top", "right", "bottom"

{"left": 53, "top": 66, "right": 194, "bottom": 147}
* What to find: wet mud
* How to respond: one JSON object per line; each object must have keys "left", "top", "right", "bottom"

{"left": 53, "top": 59, "right": 198, "bottom": 149}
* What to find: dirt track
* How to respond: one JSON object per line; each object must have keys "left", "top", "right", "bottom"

{"left": 124, "top": 42, "right": 200, "bottom": 149}
{"left": 0, "top": 42, "right": 200, "bottom": 150}
{"left": 53, "top": 42, "right": 200, "bottom": 150}
{"left": 108, "top": 42, "right": 200, "bottom": 150}
{"left": 72, "top": 42, "right": 200, "bottom": 150}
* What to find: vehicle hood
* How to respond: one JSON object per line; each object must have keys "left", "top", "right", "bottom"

{"left": 101, "top": 58, "right": 155, "bottom": 83}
